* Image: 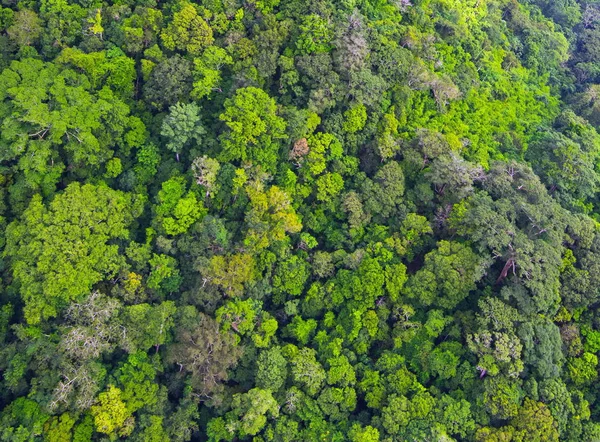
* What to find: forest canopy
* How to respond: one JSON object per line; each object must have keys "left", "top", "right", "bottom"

{"left": 2, "top": 0, "right": 600, "bottom": 441}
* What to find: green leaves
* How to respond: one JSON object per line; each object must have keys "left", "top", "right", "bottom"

{"left": 404, "top": 240, "right": 486, "bottom": 309}
{"left": 223, "top": 388, "right": 279, "bottom": 437}
{"left": 219, "top": 87, "right": 287, "bottom": 172}
{"left": 192, "top": 46, "right": 233, "bottom": 100}
{"left": 160, "top": 3, "right": 213, "bottom": 54}
{"left": 3, "top": 0, "right": 600, "bottom": 439}
{"left": 91, "top": 385, "right": 132, "bottom": 437}
{"left": 155, "top": 177, "right": 207, "bottom": 235}
{"left": 0, "top": 57, "right": 142, "bottom": 195}
{"left": 4, "top": 183, "right": 138, "bottom": 324}
{"left": 295, "top": 14, "right": 333, "bottom": 55}
{"left": 160, "top": 102, "right": 205, "bottom": 159}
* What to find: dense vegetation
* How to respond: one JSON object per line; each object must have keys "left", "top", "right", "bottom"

{"left": 3, "top": 0, "right": 600, "bottom": 440}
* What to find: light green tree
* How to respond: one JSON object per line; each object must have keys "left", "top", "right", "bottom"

{"left": 4, "top": 183, "right": 139, "bottom": 323}
{"left": 160, "top": 2, "right": 213, "bottom": 54}
{"left": 219, "top": 87, "right": 287, "bottom": 172}
{"left": 160, "top": 102, "right": 205, "bottom": 161}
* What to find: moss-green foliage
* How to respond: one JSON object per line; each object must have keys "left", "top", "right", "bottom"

{"left": 3, "top": 0, "right": 600, "bottom": 441}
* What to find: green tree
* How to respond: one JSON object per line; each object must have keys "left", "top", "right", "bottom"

{"left": 155, "top": 177, "right": 207, "bottom": 235}
{"left": 403, "top": 240, "right": 486, "bottom": 309}
{"left": 192, "top": 46, "right": 233, "bottom": 99}
{"left": 167, "top": 309, "right": 242, "bottom": 399}
{"left": 295, "top": 14, "right": 333, "bottom": 55}
{"left": 91, "top": 385, "right": 132, "bottom": 438}
{"left": 567, "top": 352, "right": 598, "bottom": 386}
{"left": 160, "top": 102, "right": 205, "bottom": 161}
{"left": 204, "top": 253, "right": 255, "bottom": 297}
{"left": 435, "top": 395, "right": 475, "bottom": 439}
{"left": 483, "top": 376, "right": 522, "bottom": 420}
{"left": 256, "top": 346, "right": 287, "bottom": 392}
{"left": 122, "top": 301, "right": 177, "bottom": 352}
{"left": 7, "top": 9, "right": 41, "bottom": 47}
{"left": 0, "top": 398, "right": 49, "bottom": 442}
{"left": 117, "top": 352, "right": 158, "bottom": 414}
{"left": 43, "top": 413, "right": 76, "bottom": 442}
{"left": 273, "top": 254, "right": 310, "bottom": 296}
{"left": 147, "top": 253, "right": 182, "bottom": 292}
{"left": 161, "top": 2, "right": 213, "bottom": 54}
{"left": 511, "top": 398, "right": 559, "bottom": 442}
{"left": 219, "top": 87, "right": 287, "bottom": 172}
{"left": 0, "top": 58, "right": 141, "bottom": 194}
{"left": 4, "top": 183, "right": 139, "bottom": 323}
{"left": 348, "top": 423, "right": 380, "bottom": 442}
{"left": 143, "top": 55, "right": 193, "bottom": 110}
{"left": 244, "top": 183, "right": 302, "bottom": 250}
{"left": 287, "top": 346, "right": 326, "bottom": 396}
{"left": 286, "top": 315, "right": 318, "bottom": 345}
{"left": 191, "top": 156, "right": 220, "bottom": 197}
{"left": 224, "top": 388, "right": 279, "bottom": 437}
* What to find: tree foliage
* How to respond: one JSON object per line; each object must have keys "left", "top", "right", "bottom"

{"left": 2, "top": 0, "right": 600, "bottom": 440}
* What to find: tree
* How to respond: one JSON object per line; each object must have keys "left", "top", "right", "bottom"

{"left": 7, "top": 9, "right": 41, "bottom": 47}
{"left": 216, "top": 298, "right": 260, "bottom": 337}
{"left": 375, "top": 107, "right": 400, "bottom": 161}
{"left": 317, "top": 386, "right": 357, "bottom": 421}
{"left": 204, "top": 253, "right": 255, "bottom": 297}
{"left": 219, "top": 87, "right": 287, "bottom": 172}
{"left": 143, "top": 55, "right": 193, "bottom": 110}
{"left": 343, "top": 103, "right": 367, "bottom": 134}
{"left": 518, "top": 320, "right": 564, "bottom": 380}
{"left": 511, "top": 398, "right": 559, "bottom": 442}
{"left": 426, "top": 153, "right": 484, "bottom": 203}
{"left": 348, "top": 423, "right": 380, "bottom": 442}
{"left": 334, "top": 11, "right": 369, "bottom": 73}
{"left": 119, "top": 7, "right": 163, "bottom": 55}
{"left": 43, "top": 413, "right": 76, "bottom": 442}
{"left": 191, "top": 156, "right": 220, "bottom": 197}
{"left": 223, "top": 388, "right": 279, "bottom": 438}
{"left": 57, "top": 291, "right": 122, "bottom": 363}
{"left": 467, "top": 330, "right": 524, "bottom": 378}
{"left": 449, "top": 162, "right": 566, "bottom": 315}
{"left": 160, "top": 102, "right": 205, "bottom": 161}
{"left": 132, "top": 416, "right": 170, "bottom": 442}
{"left": 192, "top": 46, "right": 233, "bottom": 99}
{"left": 38, "top": 0, "right": 86, "bottom": 51}
{"left": 4, "top": 183, "right": 139, "bottom": 324}
{"left": 272, "top": 254, "right": 310, "bottom": 297}
{"left": 91, "top": 385, "right": 133, "bottom": 438}
{"left": 154, "top": 177, "right": 207, "bottom": 235}
{"left": 121, "top": 301, "right": 177, "bottom": 352}
{"left": 86, "top": 8, "right": 104, "bottom": 40}
{"left": 244, "top": 183, "right": 302, "bottom": 250}
{"left": 147, "top": 254, "right": 182, "bottom": 293}
{"left": 287, "top": 346, "right": 326, "bottom": 396}
{"left": 160, "top": 2, "right": 213, "bottom": 54}
{"left": 167, "top": 309, "right": 242, "bottom": 399}
{"left": 403, "top": 240, "right": 486, "bottom": 309}
{"left": 295, "top": 14, "right": 333, "bottom": 55}
{"left": 435, "top": 395, "right": 475, "bottom": 439}
{"left": 380, "top": 392, "right": 436, "bottom": 438}
{"left": 526, "top": 111, "right": 600, "bottom": 207}
{"left": 360, "top": 161, "right": 406, "bottom": 220}
{"left": 567, "top": 352, "right": 598, "bottom": 386}
{"left": 286, "top": 316, "right": 318, "bottom": 345}
{"left": 256, "top": 347, "right": 287, "bottom": 392}
{"left": 0, "top": 58, "right": 141, "bottom": 195}
{"left": 316, "top": 172, "right": 344, "bottom": 201}
{"left": 0, "top": 398, "right": 49, "bottom": 441}
{"left": 483, "top": 376, "right": 522, "bottom": 420}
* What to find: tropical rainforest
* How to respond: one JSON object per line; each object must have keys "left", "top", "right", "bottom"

{"left": 3, "top": 0, "right": 600, "bottom": 440}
